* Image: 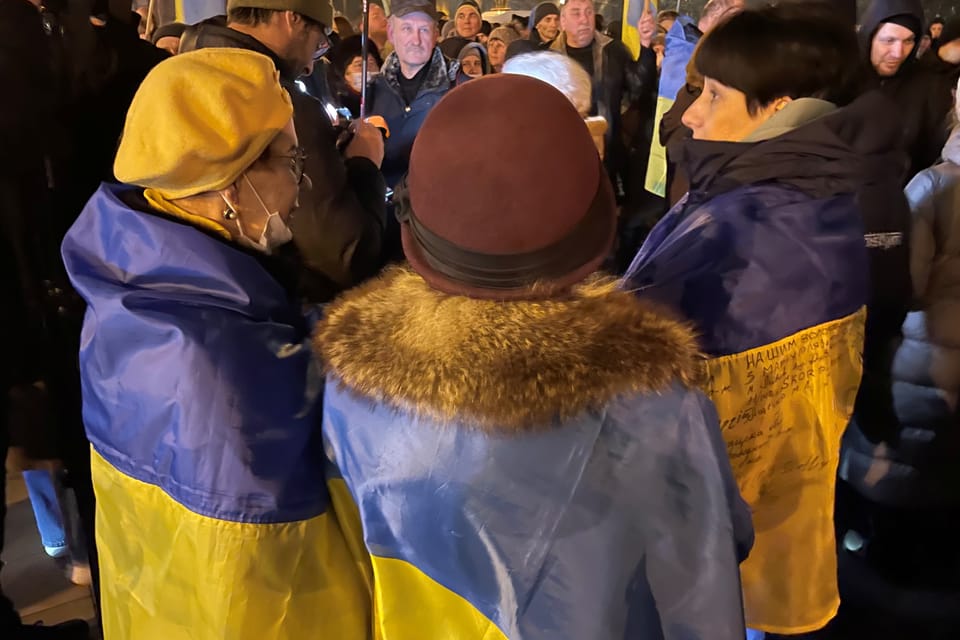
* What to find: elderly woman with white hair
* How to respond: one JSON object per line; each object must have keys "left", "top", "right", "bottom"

{"left": 503, "top": 51, "right": 608, "bottom": 156}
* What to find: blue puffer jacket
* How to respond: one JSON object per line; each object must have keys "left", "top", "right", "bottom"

{"left": 315, "top": 266, "right": 753, "bottom": 640}
{"left": 368, "top": 47, "right": 458, "bottom": 188}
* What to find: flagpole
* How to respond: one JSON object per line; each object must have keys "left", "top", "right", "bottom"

{"left": 360, "top": 0, "right": 370, "bottom": 120}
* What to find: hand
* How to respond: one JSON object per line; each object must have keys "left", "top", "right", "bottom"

{"left": 638, "top": 1, "right": 657, "bottom": 49}
{"left": 344, "top": 120, "right": 385, "bottom": 168}
{"left": 940, "top": 40, "right": 960, "bottom": 65}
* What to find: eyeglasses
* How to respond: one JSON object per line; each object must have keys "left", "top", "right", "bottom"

{"left": 275, "top": 147, "right": 308, "bottom": 184}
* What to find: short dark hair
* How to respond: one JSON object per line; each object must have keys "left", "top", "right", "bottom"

{"left": 695, "top": 4, "right": 860, "bottom": 115}
{"left": 228, "top": 7, "right": 324, "bottom": 29}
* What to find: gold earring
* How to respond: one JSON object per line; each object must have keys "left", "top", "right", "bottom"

{"left": 222, "top": 206, "right": 237, "bottom": 220}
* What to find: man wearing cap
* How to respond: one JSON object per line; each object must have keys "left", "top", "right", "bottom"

{"left": 316, "top": 73, "right": 752, "bottom": 640}
{"left": 180, "top": 0, "right": 389, "bottom": 302}
{"left": 552, "top": 0, "right": 657, "bottom": 197}
{"left": 859, "top": 0, "right": 954, "bottom": 183}
{"left": 367, "top": 0, "right": 457, "bottom": 195}
{"left": 530, "top": 1, "right": 560, "bottom": 49}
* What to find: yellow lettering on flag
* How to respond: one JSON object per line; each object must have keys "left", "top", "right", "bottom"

{"left": 703, "top": 309, "right": 866, "bottom": 634}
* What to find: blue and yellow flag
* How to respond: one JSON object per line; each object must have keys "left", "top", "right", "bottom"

{"left": 644, "top": 15, "right": 699, "bottom": 197}
{"left": 621, "top": 0, "right": 656, "bottom": 59}
{"left": 626, "top": 184, "right": 869, "bottom": 634}
{"left": 63, "top": 185, "right": 369, "bottom": 640}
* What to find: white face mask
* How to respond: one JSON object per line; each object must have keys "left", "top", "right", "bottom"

{"left": 347, "top": 70, "right": 378, "bottom": 92}
{"left": 222, "top": 175, "right": 294, "bottom": 254}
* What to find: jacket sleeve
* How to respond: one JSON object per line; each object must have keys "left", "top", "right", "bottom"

{"left": 905, "top": 169, "right": 939, "bottom": 302}
{"left": 622, "top": 43, "right": 659, "bottom": 106}
{"left": 641, "top": 390, "right": 750, "bottom": 640}
{"left": 288, "top": 92, "right": 387, "bottom": 300}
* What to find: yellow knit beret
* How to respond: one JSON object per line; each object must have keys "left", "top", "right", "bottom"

{"left": 114, "top": 48, "right": 294, "bottom": 200}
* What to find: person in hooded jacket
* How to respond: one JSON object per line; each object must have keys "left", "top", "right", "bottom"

{"left": 837, "top": 75, "right": 960, "bottom": 638}
{"left": 859, "top": 0, "right": 954, "bottom": 184}
{"left": 326, "top": 35, "right": 383, "bottom": 119}
{"left": 179, "top": 0, "right": 388, "bottom": 303}
{"left": 625, "top": 6, "right": 892, "bottom": 637}
{"left": 316, "top": 74, "right": 753, "bottom": 640}
{"left": 456, "top": 41, "right": 489, "bottom": 82}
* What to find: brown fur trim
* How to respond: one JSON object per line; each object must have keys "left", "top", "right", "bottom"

{"left": 315, "top": 266, "right": 702, "bottom": 431}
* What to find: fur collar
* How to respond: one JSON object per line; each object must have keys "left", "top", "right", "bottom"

{"left": 315, "top": 267, "right": 702, "bottom": 432}
{"left": 381, "top": 47, "right": 459, "bottom": 98}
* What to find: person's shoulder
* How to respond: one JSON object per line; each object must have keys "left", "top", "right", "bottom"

{"left": 606, "top": 385, "right": 719, "bottom": 455}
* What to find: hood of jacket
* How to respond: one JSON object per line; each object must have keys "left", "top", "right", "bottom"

{"left": 681, "top": 91, "right": 903, "bottom": 204}
{"left": 315, "top": 266, "right": 702, "bottom": 432}
{"left": 381, "top": 47, "right": 459, "bottom": 97}
{"left": 858, "top": 0, "right": 924, "bottom": 69}
{"left": 179, "top": 19, "right": 298, "bottom": 82}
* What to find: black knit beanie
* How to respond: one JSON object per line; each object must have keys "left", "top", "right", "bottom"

{"left": 528, "top": 2, "right": 559, "bottom": 30}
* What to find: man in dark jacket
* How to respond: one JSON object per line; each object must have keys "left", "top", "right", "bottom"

{"left": 367, "top": 0, "right": 456, "bottom": 260}
{"left": 181, "top": 0, "right": 387, "bottom": 302}
{"left": 368, "top": 0, "right": 455, "bottom": 190}
{"left": 860, "top": 0, "right": 954, "bottom": 183}
{"left": 552, "top": 0, "right": 657, "bottom": 198}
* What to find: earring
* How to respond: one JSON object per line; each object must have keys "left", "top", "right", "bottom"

{"left": 222, "top": 207, "right": 237, "bottom": 220}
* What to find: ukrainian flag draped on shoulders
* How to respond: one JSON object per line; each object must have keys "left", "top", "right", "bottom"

{"left": 625, "top": 97, "right": 877, "bottom": 634}
{"left": 61, "top": 184, "right": 368, "bottom": 640}
{"left": 315, "top": 266, "right": 752, "bottom": 640}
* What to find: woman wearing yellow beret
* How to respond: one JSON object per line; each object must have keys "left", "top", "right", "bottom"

{"left": 61, "top": 48, "right": 368, "bottom": 640}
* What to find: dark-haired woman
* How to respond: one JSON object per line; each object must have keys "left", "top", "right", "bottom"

{"left": 625, "top": 5, "right": 905, "bottom": 638}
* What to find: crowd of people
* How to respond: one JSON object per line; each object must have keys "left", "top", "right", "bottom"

{"left": 3, "top": 0, "right": 960, "bottom": 639}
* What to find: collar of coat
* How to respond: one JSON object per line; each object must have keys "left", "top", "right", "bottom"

{"left": 315, "top": 266, "right": 702, "bottom": 432}
{"left": 551, "top": 31, "right": 612, "bottom": 81}
{"left": 381, "top": 47, "right": 459, "bottom": 98}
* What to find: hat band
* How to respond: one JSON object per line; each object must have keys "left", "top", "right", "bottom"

{"left": 396, "top": 165, "right": 612, "bottom": 291}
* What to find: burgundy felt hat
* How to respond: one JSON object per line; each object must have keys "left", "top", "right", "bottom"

{"left": 398, "top": 74, "right": 616, "bottom": 300}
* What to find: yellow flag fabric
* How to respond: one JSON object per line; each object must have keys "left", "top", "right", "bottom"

{"left": 92, "top": 450, "right": 370, "bottom": 640}
{"left": 703, "top": 309, "right": 866, "bottom": 634}
{"left": 621, "top": 0, "right": 657, "bottom": 59}
{"left": 645, "top": 95, "right": 673, "bottom": 196}
{"left": 329, "top": 478, "right": 510, "bottom": 640}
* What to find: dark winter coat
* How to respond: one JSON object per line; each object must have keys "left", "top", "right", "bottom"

{"left": 181, "top": 20, "right": 388, "bottom": 302}
{"left": 552, "top": 31, "right": 658, "bottom": 193}
{"left": 368, "top": 46, "right": 458, "bottom": 189}
{"left": 859, "top": 0, "right": 954, "bottom": 182}
{"left": 841, "top": 128, "right": 960, "bottom": 510}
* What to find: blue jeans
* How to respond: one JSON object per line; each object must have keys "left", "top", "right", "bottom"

{"left": 22, "top": 469, "right": 67, "bottom": 555}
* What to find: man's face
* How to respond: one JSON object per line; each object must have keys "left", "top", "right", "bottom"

{"left": 932, "top": 23, "right": 944, "bottom": 40}
{"left": 455, "top": 5, "right": 482, "bottom": 39}
{"left": 871, "top": 22, "right": 916, "bottom": 77}
{"left": 288, "top": 17, "right": 329, "bottom": 77}
{"left": 536, "top": 15, "right": 560, "bottom": 42}
{"left": 561, "top": 0, "right": 596, "bottom": 49}
{"left": 370, "top": 4, "right": 388, "bottom": 35}
{"left": 388, "top": 14, "right": 438, "bottom": 69}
